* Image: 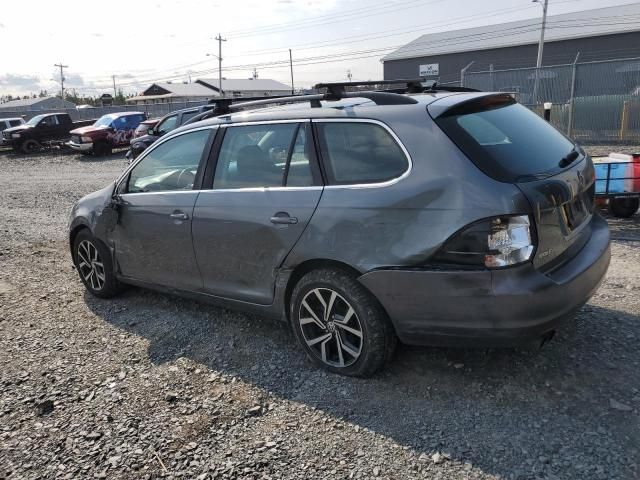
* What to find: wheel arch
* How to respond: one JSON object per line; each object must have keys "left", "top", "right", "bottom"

{"left": 69, "top": 223, "right": 91, "bottom": 257}
{"left": 283, "top": 259, "right": 368, "bottom": 322}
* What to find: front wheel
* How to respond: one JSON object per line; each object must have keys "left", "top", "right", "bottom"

{"left": 609, "top": 197, "right": 639, "bottom": 218}
{"left": 73, "top": 230, "right": 121, "bottom": 298}
{"left": 21, "top": 139, "right": 40, "bottom": 153}
{"left": 93, "top": 142, "right": 112, "bottom": 157}
{"left": 290, "top": 268, "right": 397, "bottom": 377}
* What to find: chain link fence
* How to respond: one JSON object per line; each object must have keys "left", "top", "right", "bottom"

{"left": 0, "top": 100, "right": 212, "bottom": 123}
{"left": 463, "top": 57, "right": 640, "bottom": 144}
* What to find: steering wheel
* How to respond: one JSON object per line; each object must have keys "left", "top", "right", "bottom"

{"left": 176, "top": 168, "right": 196, "bottom": 189}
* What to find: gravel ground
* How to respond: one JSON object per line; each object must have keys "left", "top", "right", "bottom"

{"left": 0, "top": 147, "right": 639, "bottom": 480}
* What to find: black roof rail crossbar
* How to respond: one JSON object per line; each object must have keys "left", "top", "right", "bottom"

{"left": 183, "top": 94, "right": 296, "bottom": 125}
{"left": 315, "top": 78, "right": 480, "bottom": 94}
{"left": 184, "top": 90, "right": 421, "bottom": 125}
{"left": 227, "top": 91, "right": 418, "bottom": 111}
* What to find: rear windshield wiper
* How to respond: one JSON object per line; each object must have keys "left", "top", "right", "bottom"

{"left": 559, "top": 147, "right": 580, "bottom": 168}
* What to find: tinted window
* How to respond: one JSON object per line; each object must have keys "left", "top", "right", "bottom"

{"left": 317, "top": 122, "right": 408, "bottom": 184}
{"left": 9, "top": 120, "right": 23, "bottom": 127}
{"left": 40, "top": 115, "right": 58, "bottom": 127}
{"left": 435, "top": 99, "right": 575, "bottom": 182}
{"left": 127, "top": 129, "right": 210, "bottom": 193}
{"left": 180, "top": 111, "right": 199, "bottom": 123}
{"left": 285, "top": 127, "right": 313, "bottom": 187}
{"left": 157, "top": 115, "right": 178, "bottom": 135}
{"left": 213, "top": 124, "right": 300, "bottom": 189}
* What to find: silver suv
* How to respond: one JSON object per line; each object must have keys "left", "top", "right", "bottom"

{"left": 69, "top": 81, "right": 610, "bottom": 376}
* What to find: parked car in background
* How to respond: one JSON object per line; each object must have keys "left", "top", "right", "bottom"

{"left": 2, "top": 113, "right": 94, "bottom": 153}
{"left": 126, "top": 106, "right": 213, "bottom": 160}
{"left": 133, "top": 118, "right": 160, "bottom": 139}
{"left": 69, "top": 83, "right": 610, "bottom": 377}
{"left": 0, "top": 117, "right": 25, "bottom": 145}
{"left": 68, "top": 112, "right": 147, "bottom": 156}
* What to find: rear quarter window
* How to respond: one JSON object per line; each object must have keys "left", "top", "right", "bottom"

{"left": 434, "top": 97, "right": 575, "bottom": 183}
{"left": 316, "top": 122, "right": 408, "bottom": 185}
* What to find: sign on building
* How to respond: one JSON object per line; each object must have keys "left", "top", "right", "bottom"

{"left": 419, "top": 63, "right": 439, "bottom": 76}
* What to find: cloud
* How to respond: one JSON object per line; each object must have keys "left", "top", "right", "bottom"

{"left": 0, "top": 73, "right": 42, "bottom": 91}
{"left": 91, "top": 32, "right": 104, "bottom": 37}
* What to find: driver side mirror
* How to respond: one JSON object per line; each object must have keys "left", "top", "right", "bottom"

{"left": 148, "top": 128, "right": 155, "bottom": 135}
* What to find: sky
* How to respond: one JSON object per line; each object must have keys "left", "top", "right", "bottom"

{"left": 0, "top": 0, "right": 637, "bottom": 97}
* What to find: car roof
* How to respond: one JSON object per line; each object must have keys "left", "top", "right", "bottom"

{"left": 173, "top": 91, "right": 499, "bottom": 133}
{"left": 0, "top": 117, "right": 24, "bottom": 121}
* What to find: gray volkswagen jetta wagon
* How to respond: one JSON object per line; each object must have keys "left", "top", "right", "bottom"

{"left": 69, "top": 80, "right": 610, "bottom": 376}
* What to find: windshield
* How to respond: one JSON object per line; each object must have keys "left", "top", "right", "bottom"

{"left": 435, "top": 98, "right": 576, "bottom": 182}
{"left": 26, "top": 114, "right": 48, "bottom": 126}
{"left": 93, "top": 115, "right": 115, "bottom": 127}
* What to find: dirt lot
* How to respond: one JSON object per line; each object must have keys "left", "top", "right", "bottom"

{"left": 0, "top": 147, "right": 639, "bottom": 480}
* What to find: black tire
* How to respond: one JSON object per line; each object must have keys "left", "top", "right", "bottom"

{"left": 21, "top": 139, "right": 40, "bottom": 154}
{"left": 72, "top": 230, "right": 121, "bottom": 298}
{"left": 290, "top": 268, "right": 397, "bottom": 377}
{"left": 93, "top": 142, "right": 112, "bottom": 157}
{"left": 609, "top": 197, "right": 639, "bottom": 218}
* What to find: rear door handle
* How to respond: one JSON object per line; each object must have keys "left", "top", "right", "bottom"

{"left": 270, "top": 212, "right": 298, "bottom": 225}
{"left": 170, "top": 211, "right": 189, "bottom": 220}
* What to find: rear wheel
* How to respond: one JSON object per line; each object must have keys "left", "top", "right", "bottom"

{"left": 73, "top": 230, "right": 121, "bottom": 298}
{"left": 609, "top": 197, "right": 639, "bottom": 218}
{"left": 290, "top": 268, "right": 396, "bottom": 377}
{"left": 21, "top": 139, "right": 40, "bottom": 153}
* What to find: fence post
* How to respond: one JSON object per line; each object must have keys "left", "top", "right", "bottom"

{"left": 489, "top": 64, "right": 494, "bottom": 91}
{"left": 460, "top": 61, "right": 475, "bottom": 87}
{"left": 567, "top": 52, "right": 580, "bottom": 138}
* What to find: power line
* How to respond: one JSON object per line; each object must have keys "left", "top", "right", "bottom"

{"left": 66, "top": 11, "right": 640, "bottom": 91}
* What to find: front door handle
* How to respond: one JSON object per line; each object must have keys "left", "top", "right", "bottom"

{"left": 170, "top": 211, "right": 189, "bottom": 221}
{"left": 270, "top": 212, "right": 298, "bottom": 225}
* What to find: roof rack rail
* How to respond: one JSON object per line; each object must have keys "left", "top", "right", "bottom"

{"left": 315, "top": 78, "right": 480, "bottom": 94}
{"left": 183, "top": 90, "right": 419, "bottom": 125}
{"left": 182, "top": 78, "right": 480, "bottom": 125}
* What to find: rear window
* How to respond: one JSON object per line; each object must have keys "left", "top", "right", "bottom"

{"left": 316, "top": 122, "right": 408, "bottom": 185}
{"left": 434, "top": 97, "right": 576, "bottom": 182}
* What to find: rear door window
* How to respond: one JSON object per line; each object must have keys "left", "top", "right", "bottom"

{"left": 434, "top": 97, "right": 576, "bottom": 182}
{"left": 316, "top": 122, "right": 408, "bottom": 185}
{"left": 9, "top": 120, "right": 23, "bottom": 127}
{"left": 213, "top": 123, "right": 310, "bottom": 189}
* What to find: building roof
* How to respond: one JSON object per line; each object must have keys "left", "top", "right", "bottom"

{"left": 142, "top": 82, "right": 218, "bottom": 97}
{"left": 0, "top": 96, "right": 75, "bottom": 109}
{"left": 196, "top": 78, "right": 292, "bottom": 92}
{"left": 382, "top": 3, "right": 640, "bottom": 62}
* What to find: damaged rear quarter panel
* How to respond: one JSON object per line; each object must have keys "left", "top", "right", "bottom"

{"left": 283, "top": 107, "right": 530, "bottom": 272}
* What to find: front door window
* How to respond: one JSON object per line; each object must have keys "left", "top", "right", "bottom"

{"left": 127, "top": 129, "right": 211, "bottom": 193}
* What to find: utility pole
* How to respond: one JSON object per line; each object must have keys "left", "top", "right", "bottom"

{"left": 252, "top": 68, "right": 258, "bottom": 80}
{"left": 535, "top": 0, "right": 549, "bottom": 70}
{"left": 112, "top": 75, "right": 117, "bottom": 99}
{"left": 289, "top": 49, "right": 294, "bottom": 95}
{"left": 532, "top": 0, "right": 549, "bottom": 104}
{"left": 54, "top": 63, "right": 68, "bottom": 100}
{"left": 215, "top": 33, "right": 227, "bottom": 97}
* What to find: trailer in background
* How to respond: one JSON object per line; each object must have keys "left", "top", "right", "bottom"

{"left": 593, "top": 153, "right": 640, "bottom": 218}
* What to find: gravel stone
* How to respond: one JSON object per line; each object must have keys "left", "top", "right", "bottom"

{"left": 0, "top": 147, "right": 639, "bottom": 479}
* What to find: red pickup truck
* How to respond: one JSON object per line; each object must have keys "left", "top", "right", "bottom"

{"left": 68, "top": 112, "right": 146, "bottom": 156}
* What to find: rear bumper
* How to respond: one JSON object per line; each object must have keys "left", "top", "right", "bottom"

{"left": 67, "top": 141, "right": 93, "bottom": 152}
{"left": 358, "top": 214, "right": 611, "bottom": 346}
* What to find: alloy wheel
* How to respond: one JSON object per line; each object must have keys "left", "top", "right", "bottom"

{"left": 76, "top": 240, "right": 106, "bottom": 291}
{"left": 298, "top": 288, "right": 364, "bottom": 368}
